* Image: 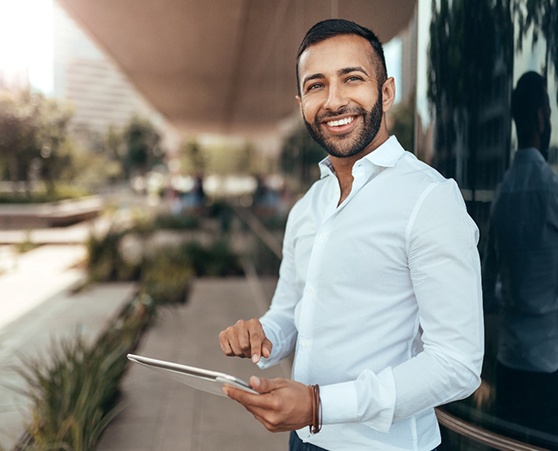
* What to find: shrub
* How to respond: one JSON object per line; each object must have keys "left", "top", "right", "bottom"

{"left": 15, "top": 294, "right": 154, "bottom": 451}
{"left": 141, "top": 247, "right": 194, "bottom": 304}
{"left": 86, "top": 228, "right": 139, "bottom": 283}
{"left": 180, "top": 238, "right": 243, "bottom": 277}
{"left": 152, "top": 212, "right": 200, "bottom": 230}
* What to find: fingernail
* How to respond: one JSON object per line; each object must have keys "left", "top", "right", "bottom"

{"left": 251, "top": 376, "right": 260, "bottom": 387}
{"left": 251, "top": 354, "right": 259, "bottom": 363}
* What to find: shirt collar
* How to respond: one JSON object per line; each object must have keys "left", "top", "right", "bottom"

{"left": 318, "top": 136, "right": 405, "bottom": 179}
{"left": 513, "top": 147, "right": 546, "bottom": 165}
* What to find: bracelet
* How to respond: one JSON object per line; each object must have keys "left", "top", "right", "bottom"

{"left": 308, "top": 384, "right": 322, "bottom": 434}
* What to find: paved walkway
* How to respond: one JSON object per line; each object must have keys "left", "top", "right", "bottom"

{"left": 97, "top": 276, "right": 291, "bottom": 451}
{"left": 0, "top": 221, "right": 291, "bottom": 451}
{"left": 0, "top": 242, "right": 136, "bottom": 449}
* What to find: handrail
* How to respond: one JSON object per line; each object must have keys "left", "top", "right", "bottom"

{"left": 436, "top": 409, "right": 551, "bottom": 451}
{"left": 231, "top": 206, "right": 282, "bottom": 259}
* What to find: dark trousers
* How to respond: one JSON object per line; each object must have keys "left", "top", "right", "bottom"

{"left": 289, "top": 432, "right": 328, "bottom": 451}
{"left": 289, "top": 431, "right": 438, "bottom": 451}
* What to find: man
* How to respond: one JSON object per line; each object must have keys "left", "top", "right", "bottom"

{"left": 219, "top": 19, "right": 483, "bottom": 450}
{"left": 482, "top": 71, "right": 557, "bottom": 434}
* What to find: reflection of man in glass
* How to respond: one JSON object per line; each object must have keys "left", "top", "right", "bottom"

{"left": 482, "top": 71, "right": 556, "bottom": 434}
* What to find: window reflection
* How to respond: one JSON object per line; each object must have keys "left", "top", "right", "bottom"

{"left": 483, "top": 71, "right": 557, "bottom": 436}
{"left": 416, "top": 0, "right": 558, "bottom": 448}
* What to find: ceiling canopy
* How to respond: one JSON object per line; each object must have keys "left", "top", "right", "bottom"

{"left": 57, "top": 0, "right": 416, "bottom": 136}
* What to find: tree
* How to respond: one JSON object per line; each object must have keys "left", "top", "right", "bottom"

{"left": 180, "top": 139, "right": 206, "bottom": 175}
{"left": 427, "top": 0, "right": 514, "bottom": 189}
{"left": 0, "top": 89, "right": 73, "bottom": 195}
{"left": 514, "top": 0, "right": 558, "bottom": 102}
{"left": 280, "top": 122, "right": 325, "bottom": 193}
{"left": 122, "top": 115, "right": 163, "bottom": 177}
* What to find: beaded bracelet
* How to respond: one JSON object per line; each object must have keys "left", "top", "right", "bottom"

{"left": 308, "top": 384, "right": 322, "bottom": 434}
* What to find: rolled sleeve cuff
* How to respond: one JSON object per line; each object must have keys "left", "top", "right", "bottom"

{"left": 320, "top": 368, "right": 396, "bottom": 433}
{"left": 321, "top": 381, "right": 359, "bottom": 424}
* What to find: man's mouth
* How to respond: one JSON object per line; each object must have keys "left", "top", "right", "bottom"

{"left": 326, "top": 116, "right": 355, "bottom": 127}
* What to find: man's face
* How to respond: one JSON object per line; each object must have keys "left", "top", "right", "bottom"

{"left": 296, "top": 34, "right": 386, "bottom": 159}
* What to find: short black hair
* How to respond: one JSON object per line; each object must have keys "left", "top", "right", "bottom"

{"left": 511, "top": 71, "right": 548, "bottom": 138}
{"left": 296, "top": 19, "right": 387, "bottom": 95}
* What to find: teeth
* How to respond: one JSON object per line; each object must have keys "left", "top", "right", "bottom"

{"left": 327, "top": 117, "right": 354, "bottom": 127}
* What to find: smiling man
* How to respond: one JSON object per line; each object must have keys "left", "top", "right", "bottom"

{"left": 219, "top": 19, "right": 483, "bottom": 451}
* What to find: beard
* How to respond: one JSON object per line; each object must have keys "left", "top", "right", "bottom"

{"left": 303, "top": 92, "right": 383, "bottom": 159}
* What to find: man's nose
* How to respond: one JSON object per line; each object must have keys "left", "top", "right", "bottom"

{"left": 324, "top": 84, "right": 348, "bottom": 111}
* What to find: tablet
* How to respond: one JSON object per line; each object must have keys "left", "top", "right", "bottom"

{"left": 127, "top": 354, "right": 258, "bottom": 397}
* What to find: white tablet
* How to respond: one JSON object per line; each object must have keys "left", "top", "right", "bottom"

{"left": 127, "top": 354, "right": 258, "bottom": 397}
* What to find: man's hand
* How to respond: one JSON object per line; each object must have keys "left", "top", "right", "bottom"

{"left": 224, "top": 376, "right": 313, "bottom": 432}
{"left": 219, "top": 319, "right": 272, "bottom": 363}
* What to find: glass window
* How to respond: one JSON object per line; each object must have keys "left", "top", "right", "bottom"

{"left": 416, "top": 0, "right": 558, "bottom": 448}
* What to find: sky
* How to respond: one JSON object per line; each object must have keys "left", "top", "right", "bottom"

{"left": 0, "top": 0, "right": 53, "bottom": 94}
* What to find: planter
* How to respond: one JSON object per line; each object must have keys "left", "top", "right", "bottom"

{"left": 0, "top": 196, "right": 103, "bottom": 229}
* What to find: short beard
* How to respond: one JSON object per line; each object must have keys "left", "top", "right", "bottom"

{"left": 303, "top": 92, "right": 383, "bottom": 159}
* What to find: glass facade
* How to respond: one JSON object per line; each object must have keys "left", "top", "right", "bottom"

{"left": 416, "top": 0, "right": 558, "bottom": 448}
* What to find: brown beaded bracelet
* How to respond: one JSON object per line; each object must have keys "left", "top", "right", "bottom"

{"left": 308, "top": 384, "right": 322, "bottom": 434}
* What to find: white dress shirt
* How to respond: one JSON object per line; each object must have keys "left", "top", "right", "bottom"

{"left": 258, "top": 136, "right": 484, "bottom": 450}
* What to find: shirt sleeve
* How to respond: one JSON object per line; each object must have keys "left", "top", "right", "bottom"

{"left": 257, "top": 203, "right": 302, "bottom": 369}
{"left": 319, "top": 180, "right": 484, "bottom": 432}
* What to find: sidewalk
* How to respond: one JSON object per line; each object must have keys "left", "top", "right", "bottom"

{"left": 0, "top": 241, "right": 135, "bottom": 449}
{"left": 97, "top": 276, "right": 291, "bottom": 451}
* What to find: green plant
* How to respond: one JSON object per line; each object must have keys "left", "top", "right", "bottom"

{"left": 141, "top": 247, "right": 195, "bottom": 304}
{"left": 15, "top": 294, "right": 154, "bottom": 451}
{"left": 86, "top": 228, "right": 139, "bottom": 282}
{"left": 152, "top": 212, "right": 200, "bottom": 230}
{"left": 180, "top": 238, "right": 243, "bottom": 277}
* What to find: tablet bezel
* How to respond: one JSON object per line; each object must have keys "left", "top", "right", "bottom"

{"left": 127, "top": 353, "right": 258, "bottom": 396}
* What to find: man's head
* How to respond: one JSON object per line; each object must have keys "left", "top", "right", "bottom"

{"left": 296, "top": 19, "right": 387, "bottom": 97}
{"left": 512, "top": 71, "right": 552, "bottom": 156}
{"left": 295, "top": 19, "right": 395, "bottom": 160}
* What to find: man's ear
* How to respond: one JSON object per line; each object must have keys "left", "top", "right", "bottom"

{"left": 381, "top": 77, "right": 396, "bottom": 114}
{"left": 296, "top": 95, "right": 302, "bottom": 116}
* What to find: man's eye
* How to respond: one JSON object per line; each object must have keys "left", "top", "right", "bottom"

{"left": 306, "top": 83, "right": 323, "bottom": 92}
{"left": 346, "top": 76, "right": 363, "bottom": 82}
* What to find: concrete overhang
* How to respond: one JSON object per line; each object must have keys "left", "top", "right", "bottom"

{"left": 57, "top": 0, "right": 416, "bottom": 136}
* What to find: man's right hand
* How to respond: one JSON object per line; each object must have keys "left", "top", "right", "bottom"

{"left": 219, "top": 318, "right": 272, "bottom": 363}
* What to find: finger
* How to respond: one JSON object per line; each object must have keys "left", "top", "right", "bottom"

{"left": 249, "top": 331, "right": 265, "bottom": 362}
{"left": 262, "top": 338, "right": 273, "bottom": 359}
{"left": 220, "top": 323, "right": 251, "bottom": 358}
{"left": 237, "top": 328, "right": 254, "bottom": 359}
{"left": 218, "top": 331, "right": 235, "bottom": 356}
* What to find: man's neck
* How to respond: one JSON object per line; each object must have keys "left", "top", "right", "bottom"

{"left": 329, "top": 134, "right": 389, "bottom": 206}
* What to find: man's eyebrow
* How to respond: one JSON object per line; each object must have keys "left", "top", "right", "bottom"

{"left": 301, "top": 73, "right": 325, "bottom": 87}
{"left": 301, "top": 66, "right": 370, "bottom": 88}
{"left": 339, "top": 66, "right": 369, "bottom": 77}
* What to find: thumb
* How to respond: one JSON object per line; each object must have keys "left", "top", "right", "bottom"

{"left": 250, "top": 376, "right": 277, "bottom": 394}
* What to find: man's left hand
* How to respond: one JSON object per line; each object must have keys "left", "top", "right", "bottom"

{"left": 223, "top": 376, "right": 313, "bottom": 432}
